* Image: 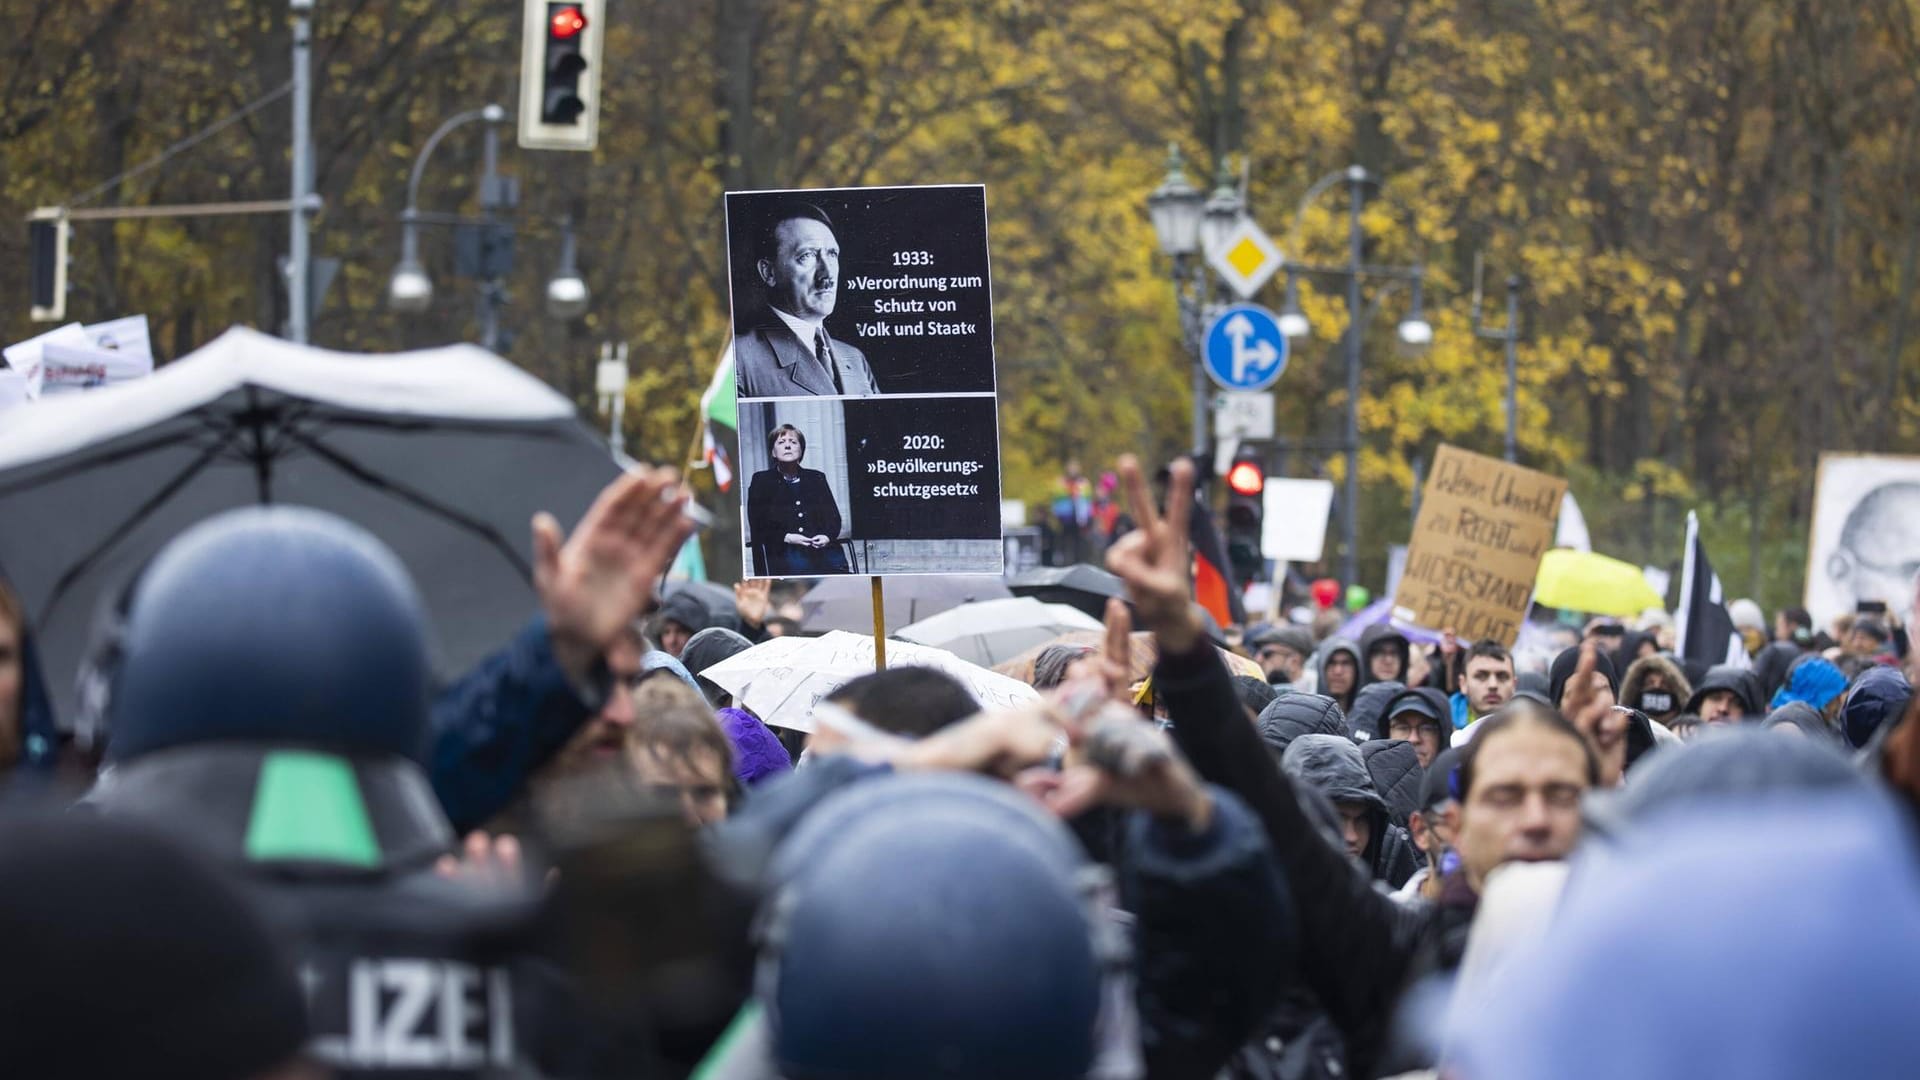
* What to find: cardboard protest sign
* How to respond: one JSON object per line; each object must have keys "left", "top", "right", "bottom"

{"left": 1392, "top": 445, "right": 1566, "bottom": 646}
{"left": 725, "top": 185, "right": 1002, "bottom": 577}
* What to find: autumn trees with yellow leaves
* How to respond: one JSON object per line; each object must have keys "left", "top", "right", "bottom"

{"left": 3, "top": 0, "right": 1916, "bottom": 601}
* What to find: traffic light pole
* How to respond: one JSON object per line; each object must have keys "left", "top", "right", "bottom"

{"left": 288, "top": 0, "right": 315, "bottom": 344}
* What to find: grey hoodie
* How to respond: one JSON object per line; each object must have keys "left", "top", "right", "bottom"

{"left": 1310, "top": 636, "right": 1363, "bottom": 712}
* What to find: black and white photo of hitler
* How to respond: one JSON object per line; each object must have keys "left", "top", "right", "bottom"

{"left": 733, "top": 201, "right": 880, "bottom": 399}
{"left": 747, "top": 423, "right": 852, "bottom": 575}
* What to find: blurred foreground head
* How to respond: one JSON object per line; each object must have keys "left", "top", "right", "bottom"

{"left": 0, "top": 814, "right": 313, "bottom": 1080}
{"left": 741, "top": 773, "right": 1122, "bottom": 1080}
{"left": 87, "top": 505, "right": 455, "bottom": 872}
{"left": 104, "top": 505, "right": 432, "bottom": 763}
{"left": 1454, "top": 785, "right": 1920, "bottom": 1078}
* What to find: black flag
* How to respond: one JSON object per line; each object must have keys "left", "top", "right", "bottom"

{"left": 1676, "top": 511, "right": 1746, "bottom": 668}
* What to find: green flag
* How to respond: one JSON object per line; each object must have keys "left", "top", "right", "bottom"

{"left": 700, "top": 344, "right": 736, "bottom": 429}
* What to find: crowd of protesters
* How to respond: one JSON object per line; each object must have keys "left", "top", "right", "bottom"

{"left": 2, "top": 452, "right": 1919, "bottom": 1080}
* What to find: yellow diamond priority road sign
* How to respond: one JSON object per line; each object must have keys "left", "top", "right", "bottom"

{"left": 1206, "top": 218, "right": 1284, "bottom": 300}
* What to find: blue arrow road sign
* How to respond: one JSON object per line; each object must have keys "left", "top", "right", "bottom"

{"left": 1203, "top": 304, "right": 1289, "bottom": 391}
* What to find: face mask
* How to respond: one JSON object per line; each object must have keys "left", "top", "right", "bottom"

{"left": 1639, "top": 691, "right": 1674, "bottom": 715}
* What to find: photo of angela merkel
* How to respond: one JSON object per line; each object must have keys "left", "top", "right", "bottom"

{"left": 745, "top": 424, "right": 850, "bottom": 575}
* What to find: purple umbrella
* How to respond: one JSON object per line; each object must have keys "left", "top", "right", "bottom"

{"left": 1337, "top": 597, "right": 1445, "bottom": 645}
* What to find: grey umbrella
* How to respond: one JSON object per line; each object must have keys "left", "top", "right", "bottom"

{"left": 0, "top": 327, "right": 620, "bottom": 725}
{"left": 1007, "top": 563, "right": 1132, "bottom": 620}
{"left": 800, "top": 574, "right": 1011, "bottom": 634}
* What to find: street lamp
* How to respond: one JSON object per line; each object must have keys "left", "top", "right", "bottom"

{"left": 1279, "top": 165, "right": 1430, "bottom": 589}
{"left": 1199, "top": 159, "right": 1243, "bottom": 258}
{"left": 1145, "top": 144, "right": 1214, "bottom": 453}
{"left": 388, "top": 103, "right": 569, "bottom": 352}
{"left": 387, "top": 209, "right": 433, "bottom": 314}
{"left": 1147, "top": 145, "right": 1204, "bottom": 257}
{"left": 1396, "top": 270, "right": 1432, "bottom": 351}
{"left": 545, "top": 217, "right": 589, "bottom": 320}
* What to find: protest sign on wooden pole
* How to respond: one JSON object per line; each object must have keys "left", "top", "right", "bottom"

{"left": 1391, "top": 444, "right": 1566, "bottom": 646}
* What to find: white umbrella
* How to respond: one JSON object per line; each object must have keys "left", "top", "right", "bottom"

{"left": 896, "top": 596, "right": 1103, "bottom": 667}
{"left": 699, "top": 630, "right": 1038, "bottom": 732}
{"left": 0, "top": 326, "right": 620, "bottom": 722}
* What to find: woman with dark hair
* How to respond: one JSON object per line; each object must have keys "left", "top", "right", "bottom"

{"left": 746, "top": 424, "right": 849, "bottom": 575}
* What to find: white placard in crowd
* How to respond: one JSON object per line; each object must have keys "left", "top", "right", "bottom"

{"left": 0, "top": 371, "right": 30, "bottom": 414}
{"left": 39, "top": 341, "right": 154, "bottom": 395}
{"left": 85, "top": 315, "right": 153, "bottom": 361}
{"left": 1262, "top": 477, "right": 1336, "bottom": 561}
{"left": 2, "top": 322, "right": 90, "bottom": 398}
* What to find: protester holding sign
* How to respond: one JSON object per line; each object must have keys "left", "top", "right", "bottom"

{"left": 727, "top": 185, "right": 1004, "bottom": 576}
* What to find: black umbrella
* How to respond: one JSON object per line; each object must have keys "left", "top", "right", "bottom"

{"left": 0, "top": 327, "right": 619, "bottom": 724}
{"left": 1007, "top": 564, "right": 1132, "bottom": 621}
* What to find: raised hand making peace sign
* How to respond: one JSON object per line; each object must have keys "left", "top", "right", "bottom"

{"left": 1104, "top": 454, "right": 1205, "bottom": 655}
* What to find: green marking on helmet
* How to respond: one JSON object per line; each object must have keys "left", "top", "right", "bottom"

{"left": 245, "top": 750, "right": 380, "bottom": 867}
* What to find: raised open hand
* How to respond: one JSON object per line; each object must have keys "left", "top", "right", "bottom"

{"left": 733, "top": 577, "right": 772, "bottom": 628}
{"left": 534, "top": 465, "right": 694, "bottom": 684}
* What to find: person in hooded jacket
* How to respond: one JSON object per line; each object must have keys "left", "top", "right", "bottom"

{"left": 1383, "top": 686, "right": 1452, "bottom": 769}
{"left": 1546, "top": 645, "right": 1657, "bottom": 785}
{"left": 1310, "top": 638, "right": 1363, "bottom": 714}
{"left": 1685, "top": 664, "right": 1762, "bottom": 725}
{"left": 1360, "top": 737, "right": 1423, "bottom": 835}
{"left": 1752, "top": 633, "right": 1813, "bottom": 703}
{"left": 650, "top": 590, "right": 714, "bottom": 659}
{"left": 1360, "top": 625, "right": 1411, "bottom": 686}
{"left": 680, "top": 626, "right": 756, "bottom": 709}
{"left": 1841, "top": 665, "right": 1914, "bottom": 750}
{"left": 1257, "top": 693, "right": 1348, "bottom": 759}
{"left": 1346, "top": 680, "right": 1405, "bottom": 743}
{"left": 1619, "top": 653, "right": 1691, "bottom": 730}
{"left": 1759, "top": 701, "right": 1846, "bottom": 745}
{"left": 1283, "top": 734, "right": 1421, "bottom": 888}
{"left": 1103, "top": 455, "right": 1609, "bottom": 1079}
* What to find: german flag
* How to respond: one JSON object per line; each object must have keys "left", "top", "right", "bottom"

{"left": 1189, "top": 490, "right": 1245, "bottom": 628}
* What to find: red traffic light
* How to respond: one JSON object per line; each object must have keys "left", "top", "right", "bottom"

{"left": 1227, "top": 461, "right": 1265, "bottom": 497}
{"left": 549, "top": 4, "right": 587, "bottom": 38}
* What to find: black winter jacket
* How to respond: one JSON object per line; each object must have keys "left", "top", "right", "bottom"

{"left": 1345, "top": 681, "right": 1405, "bottom": 743}
{"left": 1282, "top": 735, "right": 1421, "bottom": 889}
{"left": 1360, "top": 738, "right": 1423, "bottom": 834}
{"left": 1256, "top": 694, "right": 1347, "bottom": 758}
{"left": 1158, "top": 640, "right": 1474, "bottom": 1077}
